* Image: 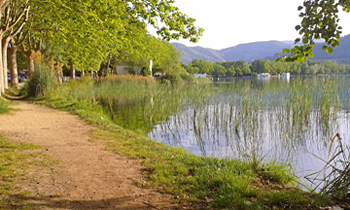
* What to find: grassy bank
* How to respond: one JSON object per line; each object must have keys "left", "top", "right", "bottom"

{"left": 27, "top": 74, "right": 330, "bottom": 209}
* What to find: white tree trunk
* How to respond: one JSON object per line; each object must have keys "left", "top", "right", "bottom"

{"left": 2, "top": 37, "right": 10, "bottom": 89}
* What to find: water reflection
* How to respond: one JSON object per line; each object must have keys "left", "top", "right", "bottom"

{"left": 108, "top": 76, "right": 350, "bottom": 189}
{"left": 147, "top": 76, "right": 350, "bottom": 189}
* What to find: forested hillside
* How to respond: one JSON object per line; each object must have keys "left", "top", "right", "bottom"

{"left": 172, "top": 41, "right": 292, "bottom": 64}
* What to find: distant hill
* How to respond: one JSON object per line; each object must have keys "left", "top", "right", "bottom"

{"left": 173, "top": 35, "right": 350, "bottom": 64}
{"left": 172, "top": 43, "right": 225, "bottom": 64}
{"left": 172, "top": 41, "right": 292, "bottom": 64}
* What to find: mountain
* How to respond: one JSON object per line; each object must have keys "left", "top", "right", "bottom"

{"left": 172, "top": 41, "right": 292, "bottom": 64}
{"left": 220, "top": 41, "right": 292, "bottom": 61}
{"left": 173, "top": 35, "right": 350, "bottom": 64}
{"left": 172, "top": 43, "right": 225, "bottom": 64}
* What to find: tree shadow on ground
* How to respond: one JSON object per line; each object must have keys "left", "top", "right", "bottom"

{"left": 4, "top": 194, "right": 175, "bottom": 210}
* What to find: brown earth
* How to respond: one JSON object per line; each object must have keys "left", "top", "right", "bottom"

{"left": 0, "top": 101, "right": 179, "bottom": 210}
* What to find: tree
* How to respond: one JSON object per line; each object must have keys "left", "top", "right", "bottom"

{"left": 279, "top": 0, "right": 350, "bottom": 62}
{"left": 0, "top": 0, "right": 30, "bottom": 94}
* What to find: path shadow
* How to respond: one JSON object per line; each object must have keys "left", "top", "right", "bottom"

{"left": 5, "top": 194, "right": 175, "bottom": 210}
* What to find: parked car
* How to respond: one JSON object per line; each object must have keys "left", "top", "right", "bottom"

{"left": 8, "top": 74, "right": 27, "bottom": 83}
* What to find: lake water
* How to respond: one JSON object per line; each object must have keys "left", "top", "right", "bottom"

{"left": 115, "top": 75, "right": 350, "bottom": 190}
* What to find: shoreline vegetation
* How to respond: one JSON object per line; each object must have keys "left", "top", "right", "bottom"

{"left": 1, "top": 64, "right": 338, "bottom": 209}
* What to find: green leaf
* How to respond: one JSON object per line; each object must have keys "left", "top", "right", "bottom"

{"left": 326, "top": 47, "right": 334, "bottom": 54}
{"left": 309, "top": 52, "right": 314, "bottom": 58}
{"left": 282, "top": 49, "right": 290, "bottom": 54}
{"left": 302, "top": 38, "right": 308, "bottom": 44}
{"left": 322, "top": 45, "right": 328, "bottom": 52}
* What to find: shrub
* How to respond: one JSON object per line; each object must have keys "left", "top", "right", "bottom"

{"left": 251, "top": 72, "right": 258, "bottom": 77}
{"left": 179, "top": 72, "right": 195, "bottom": 83}
{"left": 27, "top": 63, "right": 57, "bottom": 97}
{"left": 140, "top": 67, "right": 151, "bottom": 76}
{"left": 159, "top": 72, "right": 182, "bottom": 85}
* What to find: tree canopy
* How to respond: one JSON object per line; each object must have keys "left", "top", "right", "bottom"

{"left": 0, "top": 0, "right": 204, "bottom": 95}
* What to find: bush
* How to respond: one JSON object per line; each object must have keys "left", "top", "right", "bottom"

{"left": 27, "top": 64, "right": 57, "bottom": 97}
{"left": 179, "top": 72, "right": 195, "bottom": 82}
{"left": 159, "top": 72, "right": 182, "bottom": 85}
{"left": 140, "top": 67, "right": 151, "bottom": 76}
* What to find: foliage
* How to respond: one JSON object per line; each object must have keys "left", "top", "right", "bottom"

{"left": 279, "top": 0, "right": 350, "bottom": 62}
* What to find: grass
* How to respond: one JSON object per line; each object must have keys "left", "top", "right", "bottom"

{"left": 0, "top": 136, "right": 43, "bottom": 209}
{"left": 0, "top": 98, "right": 10, "bottom": 114}
{"left": 28, "top": 75, "right": 333, "bottom": 209}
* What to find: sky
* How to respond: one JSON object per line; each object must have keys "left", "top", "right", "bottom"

{"left": 149, "top": 0, "right": 350, "bottom": 50}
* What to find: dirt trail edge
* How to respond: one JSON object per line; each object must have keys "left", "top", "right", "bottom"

{"left": 0, "top": 101, "right": 177, "bottom": 210}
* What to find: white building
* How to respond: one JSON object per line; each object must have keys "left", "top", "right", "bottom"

{"left": 282, "top": 73, "right": 290, "bottom": 79}
{"left": 193, "top": 73, "right": 207, "bottom": 78}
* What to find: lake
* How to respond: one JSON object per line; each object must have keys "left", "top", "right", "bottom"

{"left": 113, "top": 75, "right": 350, "bottom": 190}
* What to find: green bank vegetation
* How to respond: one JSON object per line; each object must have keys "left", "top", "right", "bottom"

{"left": 185, "top": 58, "right": 350, "bottom": 77}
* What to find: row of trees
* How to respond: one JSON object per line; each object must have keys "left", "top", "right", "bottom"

{"left": 184, "top": 59, "right": 350, "bottom": 77}
{"left": 0, "top": 0, "right": 204, "bottom": 96}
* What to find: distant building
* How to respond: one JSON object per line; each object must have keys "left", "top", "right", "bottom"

{"left": 258, "top": 73, "right": 271, "bottom": 79}
{"left": 193, "top": 73, "right": 207, "bottom": 78}
{"left": 282, "top": 73, "right": 290, "bottom": 79}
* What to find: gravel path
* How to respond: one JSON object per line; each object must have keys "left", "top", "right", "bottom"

{"left": 0, "top": 101, "right": 176, "bottom": 210}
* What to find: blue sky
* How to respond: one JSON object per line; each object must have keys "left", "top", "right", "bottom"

{"left": 150, "top": 0, "right": 350, "bottom": 50}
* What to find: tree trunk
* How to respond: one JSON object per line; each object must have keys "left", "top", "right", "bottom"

{"left": 24, "top": 50, "right": 35, "bottom": 79}
{"left": 68, "top": 59, "right": 75, "bottom": 79}
{"left": 106, "top": 55, "right": 111, "bottom": 76}
{"left": 98, "top": 64, "right": 104, "bottom": 77}
{"left": 8, "top": 43, "right": 18, "bottom": 88}
{"left": 0, "top": 34, "right": 4, "bottom": 94}
{"left": 2, "top": 37, "right": 10, "bottom": 89}
{"left": 81, "top": 69, "right": 85, "bottom": 76}
{"left": 90, "top": 70, "right": 93, "bottom": 78}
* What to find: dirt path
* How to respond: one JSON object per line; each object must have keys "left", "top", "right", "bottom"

{"left": 0, "top": 101, "right": 177, "bottom": 210}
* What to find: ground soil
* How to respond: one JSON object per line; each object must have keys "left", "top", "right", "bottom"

{"left": 0, "top": 101, "right": 179, "bottom": 210}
